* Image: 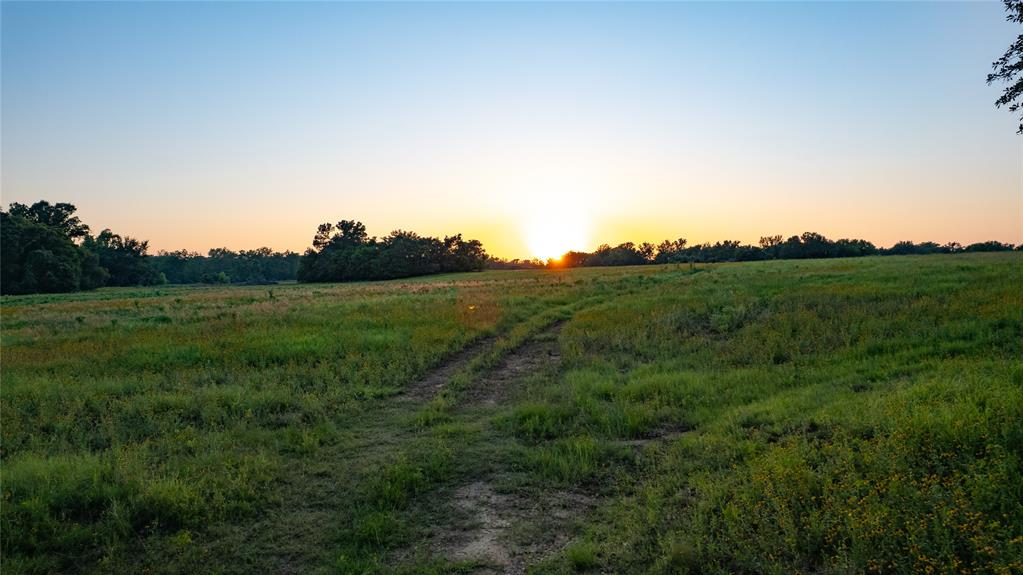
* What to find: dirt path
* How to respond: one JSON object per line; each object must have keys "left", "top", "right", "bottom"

{"left": 210, "top": 313, "right": 583, "bottom": 574}
{"left": 460, "top": 319, "right": 566, "bottom": 407}
{"left": 393, "top": 319, "right": 594, "bottom": 573}
{"left": 441, "top": 481, "right": 594, "bottom": 575}
{"left": 400, "top": 317, "right": 565, "bottom": 406}
{"left": 400, "top": 333, "right": 499, "bottom": 401}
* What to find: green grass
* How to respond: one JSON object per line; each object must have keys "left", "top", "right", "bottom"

{"left": 2, "top": 254, "right": 1020, "bottom": 574}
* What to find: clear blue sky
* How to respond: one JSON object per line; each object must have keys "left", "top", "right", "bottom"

{"left": 3, "top": 1, "right": 1021, "bottom": 258}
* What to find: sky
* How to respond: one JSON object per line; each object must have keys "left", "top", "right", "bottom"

{"left": 3, "top": 1, "right": 1021, "bottom": 259}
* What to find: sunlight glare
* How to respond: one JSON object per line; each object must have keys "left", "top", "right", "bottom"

{"left": 524, "top": 209, "right": 589, "bottom": 261}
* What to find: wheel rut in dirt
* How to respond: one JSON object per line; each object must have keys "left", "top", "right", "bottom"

{"left": 400, "top": 317, "right": 568, "bottom": 405}
{"left": 394, "top": 319, "right": 587, "bottom": 573}
{"left": 400, "top": 334, "right": 500, "bottom": 401}
{"left": 460, "top": 318, "right": 567, "bottom": 407}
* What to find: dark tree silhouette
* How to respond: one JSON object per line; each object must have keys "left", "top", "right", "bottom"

{"left": 149, "top": 248, "right": 301, "bottom": 285}
{"left": 8, "top": 201, "right": 90, "bottom": 241}
{"left": 82, "top": 230, "right": 164, "bottom": 286}
{"left": 297, "top": 220, "right": 488, "bottom": 282}
{"left": 487, "top": 257, "right": 545, "bottom": 269}
{"left": 988, "top": 0, "right": 1023, "bottom": 133}
{"left": 549, "top": 251, "right": 591, "bottom": 268}
{"left": 586, "top": 243, "right": 648, "bottom": 267}
{"left": 552, "top": 232, "right": 1013, "bottom": 268}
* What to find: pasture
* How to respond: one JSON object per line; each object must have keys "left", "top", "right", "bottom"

{"left": 2, "top": 253, "right": 1021, "bottom": 574}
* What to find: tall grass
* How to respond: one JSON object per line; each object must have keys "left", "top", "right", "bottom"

{"left": 3, "top": 254, "right": 1020, "bottom": 574}
{"left": 532, "top": 254, "right": 1022, "bottom": 574}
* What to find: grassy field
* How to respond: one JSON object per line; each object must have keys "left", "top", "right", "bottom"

{"left": 2, "top": 253, "right": 1021, "bottom": 574}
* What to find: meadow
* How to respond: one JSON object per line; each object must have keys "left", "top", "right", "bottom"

{"left": 2, "top": 253, "right": 1020, "bottom": 574}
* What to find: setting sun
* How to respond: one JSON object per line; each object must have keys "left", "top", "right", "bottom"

{"left": 523, "top": 210, "right": 590, "bottom": 261}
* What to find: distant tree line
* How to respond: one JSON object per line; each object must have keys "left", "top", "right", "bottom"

{"left": 297, "top": 220, "right": 488, "bottom": 282}
{"left": 550, "top": 232, "right": 1020, "bottom": 268}
{"left": 151, "top": 248, "right": 300, "bottom": 285}
{"left": 486, "top": 257, "right": 546, "bottom": 270}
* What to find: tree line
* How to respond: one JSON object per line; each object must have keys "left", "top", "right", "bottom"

{"left": 1, "top": 201, "right": 161, "bottom": 295}
{"left": 3, "top": 200, "right": 1019, "bottom": 295}
{"left": 1, "top": 201, "right": 300, "bottom": 295}
{"left": 297, "top": 220, "right": 488, "bottom": 282}
{"left": 547, "top": 232, "right": 1020, "bottom": 268}
{"left": 150, "top": 248, "right": 300, "bottom": 285}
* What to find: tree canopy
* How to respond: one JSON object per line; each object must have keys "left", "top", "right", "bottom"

{"left": 2, "top": 211, "right": 88, "bottom": 294}
{"left": 2, "top": 201, "right": 162, "bottom": 295}
{"left": 82, "top": 230, "right": 164, "bottom": 287}
{"left": 150, "top": 248, "right": 300, "bottom": 284}
{"left": 297, "top": 221, "right": 488, "bottom": 282}
{"left": 7, "top": 201, "right": 90, "bottom": 241}
{"left": 988, "top": 0, "right": 1023, "bottom": 133}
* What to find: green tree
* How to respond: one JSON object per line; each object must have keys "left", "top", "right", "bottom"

{"left": 1, "top": 211, "right": 84, "bottom": 294}
{"left": 654, "top": 238, "right": 689, "bottom": 263}
{"left": 988, "top": 0, "right": 1023, "bottom": 133}
{"left": 7, "top": 200, "right": 90, "bottom": 241}
{"left": 83, "top": 230, "right": 163, "bottom": 286}
{"left": 298, "top": 220, "right": 486, "bottom": 282}
{"left": 79, "top": 248, "right": 111, "bottom": 290}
